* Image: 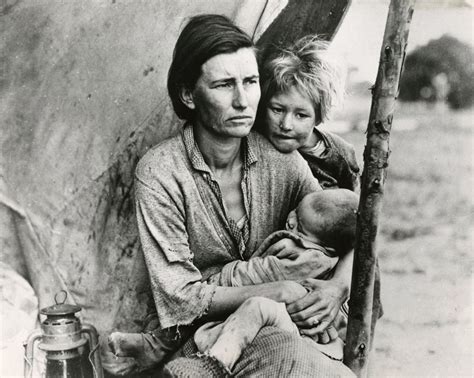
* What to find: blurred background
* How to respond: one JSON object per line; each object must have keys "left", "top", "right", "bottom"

{"left": 326, "top": 0, "right": 473, "bottom": 375}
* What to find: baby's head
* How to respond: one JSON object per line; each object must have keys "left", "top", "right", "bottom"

{"left": 286, "top": 189, "right": 359, "bottom": 255}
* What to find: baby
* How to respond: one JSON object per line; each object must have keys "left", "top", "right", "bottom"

{"left": 208, "top": 188, "right": 359, "bottom": 287}
{"left": 194, "top": 189, "right": 359, "bottom": 370}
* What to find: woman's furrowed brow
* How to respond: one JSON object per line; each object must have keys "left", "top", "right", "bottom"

{"left": 210, "top": 74, "right": 259, "bottom": 85}
{"left": 245, "top": 74, "right": 259, "bottom": 80}
{"left": 210, "top": 77, "right": 235, "bottom": 85}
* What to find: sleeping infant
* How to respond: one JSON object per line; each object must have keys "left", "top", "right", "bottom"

{"left": 196, "top": 188, "right": 359, "bottom": 370}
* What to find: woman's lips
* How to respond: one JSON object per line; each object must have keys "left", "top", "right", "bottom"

{"left": 228, "top": 115, "right": 253, "bottom": 121}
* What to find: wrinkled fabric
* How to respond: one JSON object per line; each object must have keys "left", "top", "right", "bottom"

{"left": 300, "top": 128, "right": 360, "bottom": 191}
{"left": 194, "top": 298, "right": 298, "bottom": 370}
{"left": 208, "top": 230, "right": 338, "bottom": 286}
{"left": 253, "top": 229, "right": 337, "bottom": 257}
{"left": 172, "top": 326, "right": 355, "bottom": 377}
{"left": 135, "top": 124, "right": 320, "bottom": 329}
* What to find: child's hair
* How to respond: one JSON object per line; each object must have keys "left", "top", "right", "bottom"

{"left": 304, "top": 189, "right": 358, "bottom": 255}
{"left": 259, "top": 35, "right": 345, "bottom": 123}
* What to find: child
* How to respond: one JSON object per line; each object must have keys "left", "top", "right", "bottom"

{"left": 257, "top": 35, "right": 360, "bottom": 192}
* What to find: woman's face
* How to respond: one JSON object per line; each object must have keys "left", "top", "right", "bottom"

{"left": 187, "top": 48, "right": 261, "bottom": 139}
{"left": 264, "top": 86, "right": 320, "bottom": 153}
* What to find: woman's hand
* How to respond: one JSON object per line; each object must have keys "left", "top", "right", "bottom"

{"left": 286, "top": 278, "right": 347, "bottom": 333}
{"left": 300, "top": 323, "right": 339, "bottom": 343}
{"left": 279, "top": 280, "right": 309, "bottom": 304}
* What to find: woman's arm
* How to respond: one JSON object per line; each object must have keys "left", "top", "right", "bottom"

{"left": 286, "top": 250, "right": 353, "bottom": 334}
{"left": 136, "top": 164, "right": 309, "bottom": 328}
{"left": 209, "top": 243, "right": 337, "bottom": 287}
{"left": 205, "top": 280, "right": 308, "bottom": 320}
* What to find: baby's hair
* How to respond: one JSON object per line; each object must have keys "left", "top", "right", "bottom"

{"left": 304, "top": 189, "right": 358, "bottom": 255}
{"left": 260, "top": 35, "right": 345, "bottom": 122}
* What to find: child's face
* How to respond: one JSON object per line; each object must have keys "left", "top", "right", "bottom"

{"left": 285, "top": 199, "right": 321, "bottom": 244}
{"left": 264, "top": 86, "right": 320, "bottom": 153}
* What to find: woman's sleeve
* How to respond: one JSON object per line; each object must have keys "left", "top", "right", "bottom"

{"left": 135, "top": 177, "right": 217, "bottom": 329}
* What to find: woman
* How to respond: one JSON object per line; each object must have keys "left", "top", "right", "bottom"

{"left": 134, "top": 14, "right": 354, "bottom": 377}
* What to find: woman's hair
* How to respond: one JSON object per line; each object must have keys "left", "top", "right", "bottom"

{"left": 167, "top": 14, "right": 255, "bottom": 121}
{"left": 259, "top": 35, "right": 345, "bottom": 123}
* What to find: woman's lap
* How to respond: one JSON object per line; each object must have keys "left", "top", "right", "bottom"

{"left": 167, "top": 326, "right": 354, "bottom": 377}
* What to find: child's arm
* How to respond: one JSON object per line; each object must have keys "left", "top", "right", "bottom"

{"left": 301, "top": 129, "right": 360, "bottom": 192}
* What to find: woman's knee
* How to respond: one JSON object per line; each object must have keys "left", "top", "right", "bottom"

{"left": 231, "top": 327, "right": 304, "bottom": 375}
{"left": 233, "top": 326, "right": 354, "bottom": 377}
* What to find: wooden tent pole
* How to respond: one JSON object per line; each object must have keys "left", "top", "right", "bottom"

{"left": 343, "top": 0, "right": 415, "bottom": 376}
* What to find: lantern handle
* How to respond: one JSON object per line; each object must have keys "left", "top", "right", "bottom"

{"left": 54, "top": 290, "right": 68, "bottom": 305}
{"left": 82, "top": 323, "right": 104, "bottom": 378}
{"left": 23, "top": 329, "right": 42, "bottom": 378}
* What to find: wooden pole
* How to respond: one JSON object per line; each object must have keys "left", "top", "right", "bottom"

{"left": 343, "top": 0, "right": 415, "bottom": 376}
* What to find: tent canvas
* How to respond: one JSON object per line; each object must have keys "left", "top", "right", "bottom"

{"left": 0, "top": 0, "right": 350, "bottom": 335}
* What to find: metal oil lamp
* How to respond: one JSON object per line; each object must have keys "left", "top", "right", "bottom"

{"left": 24, "top": 291, "right": 103, "bottom": 378}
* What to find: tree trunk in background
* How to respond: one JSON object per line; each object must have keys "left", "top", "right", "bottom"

{"left": 343, "top": 0, "right": 415, "bottom": 376}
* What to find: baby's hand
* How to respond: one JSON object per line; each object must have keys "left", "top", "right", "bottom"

{"left": 264, "top": 238, "right": 301, "bottom": 258}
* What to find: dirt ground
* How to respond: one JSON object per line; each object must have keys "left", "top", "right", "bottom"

{"left": 338, "top": 102, "right": 473, "bottom": 377}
